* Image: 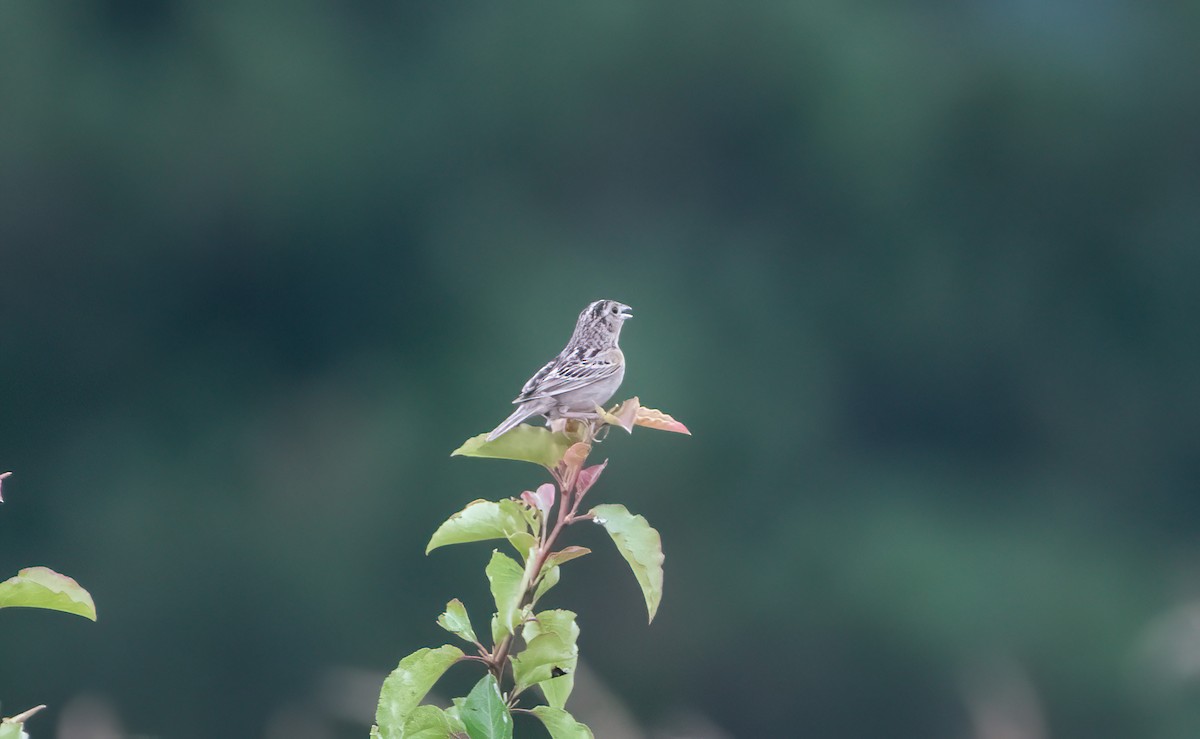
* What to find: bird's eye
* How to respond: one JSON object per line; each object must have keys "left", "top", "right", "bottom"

{"left": 610, "top": 306, "right": 618, "bottom": 314}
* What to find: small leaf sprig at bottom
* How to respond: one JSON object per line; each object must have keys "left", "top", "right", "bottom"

{"left": 372, "top": 399, "right": 688, "bottom": 739}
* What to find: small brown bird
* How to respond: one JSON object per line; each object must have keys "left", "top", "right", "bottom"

{"left": 487, "top": 300, "right": 632, "bottom": 441}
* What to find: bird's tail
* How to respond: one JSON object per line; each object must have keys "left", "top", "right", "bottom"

{"left": 487, "top": 404, "right": 540, "bottom": 441}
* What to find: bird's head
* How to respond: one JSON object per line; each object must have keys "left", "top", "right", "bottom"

{"left": 573, "top": 299, "right": 633, "bottom": 344}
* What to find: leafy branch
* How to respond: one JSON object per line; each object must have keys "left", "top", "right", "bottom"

{"left": 372, "top": 398, "right": 688, "bottom": 739}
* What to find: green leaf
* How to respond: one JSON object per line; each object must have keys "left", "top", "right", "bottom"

{"left": 529, "top": 706, "right": 594, "bottom": 739}
{"left": 446, "top": 698, "right": 468, "bottom": 735}
{"left": 437, "top": 599, "right": 477, "bottom": 644}
{"left": 452, "top": 426, "right": 572, "bottom": 469}
{"left": 460, "top": 674, "right": 513, "bottom": 739}
{"left": 400, "top": 705, "right": 456, "bottom": 739}
{"left": 522, "top": 610, "right": 579, "bottom": 707}
{"left": 589, "top": 504, "right": 665, "bottom": 623}
{"left": 516, "top": 500, "right": 542, "bottom": 533}
{"left": 490, "top": 614, "right": 506, "bottom": 648}
{"left": 427, "top": 500, "right": 532, "bottom": 554}
{"left": 523, "top": 609, "right": 579, "bottom": 644}
{"left": 532, "top": 547, "right": 589, "bottom": 605}
{"left": 375, "top": 645, "right": 463, "bottom": 738}
{"left": 512, "top": 633, "right": 573, "bottom": 695}
{"left": 507, "top": 531, "right": 538, "bottom": 562}
{"left": 539, "top": 674, "right": 575, "bottom": 711}
{"left": 0, "top": 567, "right": 97, "bottom": 621}
{"left": 485, "top": 551, "right": 525, "bottom": 635}
{"left": 532, "top": 565, "right": 559, "bottom": 605}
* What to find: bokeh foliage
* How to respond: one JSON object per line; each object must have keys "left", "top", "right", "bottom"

{"left": 1, "top": 2, "right": 1198, "bottom": 738}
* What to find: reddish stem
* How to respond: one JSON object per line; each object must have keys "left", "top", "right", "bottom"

{"left": 486, "top": 422, "right": 597, "bottom": 690}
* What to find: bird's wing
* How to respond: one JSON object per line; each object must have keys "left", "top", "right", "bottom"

{"left": 514, "top": 347, "right": 622, "bottom": 402}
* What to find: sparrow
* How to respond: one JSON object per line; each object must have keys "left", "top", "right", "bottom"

{"left": 487, "top": 299, "right": 632, "bottom": 441}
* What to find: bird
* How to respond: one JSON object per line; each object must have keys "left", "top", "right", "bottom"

{"left": 487, "top": 299, "right": 633, "bottom": 441}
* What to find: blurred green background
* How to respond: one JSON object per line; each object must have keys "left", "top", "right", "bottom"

{"left": 2, "top": 2, "right": 1199, "bottom": 738}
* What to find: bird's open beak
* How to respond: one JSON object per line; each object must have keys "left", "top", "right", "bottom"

{"left": 618, "top": 304, "right": 633, "bottom": 320}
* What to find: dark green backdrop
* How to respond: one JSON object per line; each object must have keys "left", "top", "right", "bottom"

{"left": 2, "top": 3, "right": 1199, "bottom": 738}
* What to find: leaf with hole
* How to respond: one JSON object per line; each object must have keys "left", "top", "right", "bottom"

{"left": 512, "top": 633, "right": 574, "bottom": 696}
{"left": 522, "top": 610, "right": 579, "bottom": 707}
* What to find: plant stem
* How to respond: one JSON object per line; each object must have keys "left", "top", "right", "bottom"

{"left": 486, "top": 421, "right": 597, "bottom": 687}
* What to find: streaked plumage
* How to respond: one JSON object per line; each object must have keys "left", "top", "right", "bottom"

{"left": 487, "top": 300, "right": 632, "bottom": 441}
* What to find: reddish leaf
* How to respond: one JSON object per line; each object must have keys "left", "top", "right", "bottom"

{"left": 575, "top": 461, "right": 608, "bottom": 497}
{"left": 522, "top": 483, "right": 555, "bottom": 513}
{"left": 634, "top": 407, "right": 691, "bottom": 435}
{"left": 544, "top": 546, "right": 591, "bottom": 568}
{"left": 611, "top": 398, "right": 640, "bottom": 432}
{"left": 562, "top": 442, "right": 591, "bottom": 470}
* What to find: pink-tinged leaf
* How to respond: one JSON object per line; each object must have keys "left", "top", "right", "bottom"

{"left": 4, "top": 704, "right": 46, "bottom": 727}
{"left": 527, "top": 483, "right": 555, "bottom": 513}
{"left": 518, "top": 482, "right": 549, "bottom": 511}
{"left": 608, "top": 397, "right": 641, "bottom": 433}
{"left": 544, "top": 546, "right": 591, "bottom": 569}
{"left": 561, "top": 442, "right": 591, "bottom": 470}
{"left": 575, "top": 461, "right": 608, "bottom": 497}
{"left": 0, "top": 471, "right": 10, "bottom": 503}
{"left": 0, "top": 567, "right": 97, "bottom": 621}
{"left": 634, "top": 407, "right": 691, "bottom": 435}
